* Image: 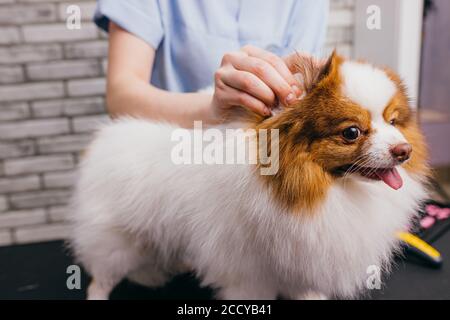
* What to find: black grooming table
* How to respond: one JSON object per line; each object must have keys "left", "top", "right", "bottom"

{"left": 0, "top": 234, "right": 449, "bottom": 300}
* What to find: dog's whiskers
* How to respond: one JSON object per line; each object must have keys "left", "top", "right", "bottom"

{"left": 341, "top": 155, "right": 371, "bottom": 189}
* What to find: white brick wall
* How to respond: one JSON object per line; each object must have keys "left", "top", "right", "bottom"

{"left": 0, "top": 82, "right": 65, "bottom": 102}
{"left": 0, "top": 44, "right": 63, "bottom": 64}
{"left": 0, "top": 209, "right": 46, "bottom": 228}
{"left": 0, "top": 229, "right": 12, "bottom": 246}
{"left": 0, "top": 102, "right": 30, "bottom": 121}
{"left": 26, "top": 59, "right": 100, "bottom": 80}
{"left": 22, "top": 23, "right": 98, "bottom": 43}
{"left": 67, "top": 77, "right": 106, "bottom": 96}
{"left": 14, "top": 223, "right": 70, "bottom": 244}
{"left": 0, "top": 175, "right": 40, "bottom": 193}
{"left": 43, "top": 170, "right": 76, "bottom": 188}
{"left": 0, "top": 196, "right": 7, "bottom": 212}
{"left": 0, "top": 140, "right": 35, "bottom": 159}
{"left": 0, "top": 3, "right": 57, "bottom": 25}
{"left": 37, "top": 134, "right": 91, "bottom": 154}
{"left": 59, "top": 1, "right": 96, "bottom": 21}
{"left": 10, "top": 190, "right": 72, "bottom": 210}
{"left": 64, "top": 40, "right": 108, "bottom": 59}
{"left": 0, "top": 27, "right": 21, "bottom": 45}
{"left": 72, "top": 114, "right": 109, "bottom": 133}
{"left": 0, "top": 118, "right": 70, "bottom": 139}
{"left": 48, "top": 205, "right": 68, "bottom": 222}
{"left": 0, "top": 65, "right": 25, "bottom": 84}
{"left": 0, "top": 0, "right": 356, "bottom": 246}
{"left": 4, "top": 154, "right": 74, "bottom": 176}
{"left": 326, "top": 0, "right": 355, "bottom": 57}
{"left": 31, "top": 97, "right": 105, "bottom": 117}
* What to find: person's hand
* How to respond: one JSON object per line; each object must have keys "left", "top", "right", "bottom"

{"left": 211, "top": 45, "right": 302, "bottom": 119}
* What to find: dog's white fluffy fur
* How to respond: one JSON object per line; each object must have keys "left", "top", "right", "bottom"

{"left": 69, "top": 121, "right": 426, "bottom": 300}
{"left": 69, "top": 59, "right": 428, "bottom": 300}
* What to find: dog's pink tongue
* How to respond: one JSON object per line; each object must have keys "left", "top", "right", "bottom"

{"left": 375, "top": 168, "right": 403, "bottom": 190}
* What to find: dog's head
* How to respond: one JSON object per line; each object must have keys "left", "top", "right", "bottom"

{"left": 256, "top": 51, "right": 429, "bottom": 211}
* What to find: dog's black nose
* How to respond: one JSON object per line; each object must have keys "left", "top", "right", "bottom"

{"left": 390, "top": 143, "right": 412, "bottom": 163}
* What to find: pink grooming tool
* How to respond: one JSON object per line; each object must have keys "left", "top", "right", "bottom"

{"left": 436, "top": 207, "right": 450, "bottom": 220}
{"left": 425, "top": 204, "right": 440, "bottom": 216}
{"left": 420, "top": 216, "right": 435, "bottom": 229}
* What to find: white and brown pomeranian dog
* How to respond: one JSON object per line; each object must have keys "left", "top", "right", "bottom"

{"left": 69, "top": 52, "right": 429, "bottom": 300}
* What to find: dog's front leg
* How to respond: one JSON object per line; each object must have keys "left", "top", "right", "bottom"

{"left": 216, "top": 282, "right": 277, "bottom": 300}
{"left": 293, "top": 290, "right": 328, "bottom": 300}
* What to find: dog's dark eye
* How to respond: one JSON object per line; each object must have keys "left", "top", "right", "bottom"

{"left": 342, "top": 127, "right": 361, "bottom": 141}
{"left": 390, "top": 119, "right": 396, "bottom": 126}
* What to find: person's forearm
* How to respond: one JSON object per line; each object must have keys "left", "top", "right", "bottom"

{"left": 107, "top": 77, "right": 214, "bottom": 128}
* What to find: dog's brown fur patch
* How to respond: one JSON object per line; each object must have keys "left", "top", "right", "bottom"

{"left": 383, "top": 69, "right": 430, "bottom": 178}
{"left": 235, "top": 52, "right": 430, "bottom": 213}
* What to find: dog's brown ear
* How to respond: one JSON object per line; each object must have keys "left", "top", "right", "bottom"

{"left": 316, "top": 50, "right": 336, "bottom": 83}
{"left": 292, "top": 50, "right": 340, "bottom": 93}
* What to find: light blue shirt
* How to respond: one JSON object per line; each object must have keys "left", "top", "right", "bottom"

{"left": 95, "top": 0, "right": 328, "bottom": 92}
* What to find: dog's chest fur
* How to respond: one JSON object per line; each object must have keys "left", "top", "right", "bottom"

{"left": 185, "top": 160, "right": 425, "bottom": 298}
{"left": 78, "top": 119, "right": 426, "bottom": 298}
{"left": 254, "top": 172, "right": 425, "bottom": 297}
